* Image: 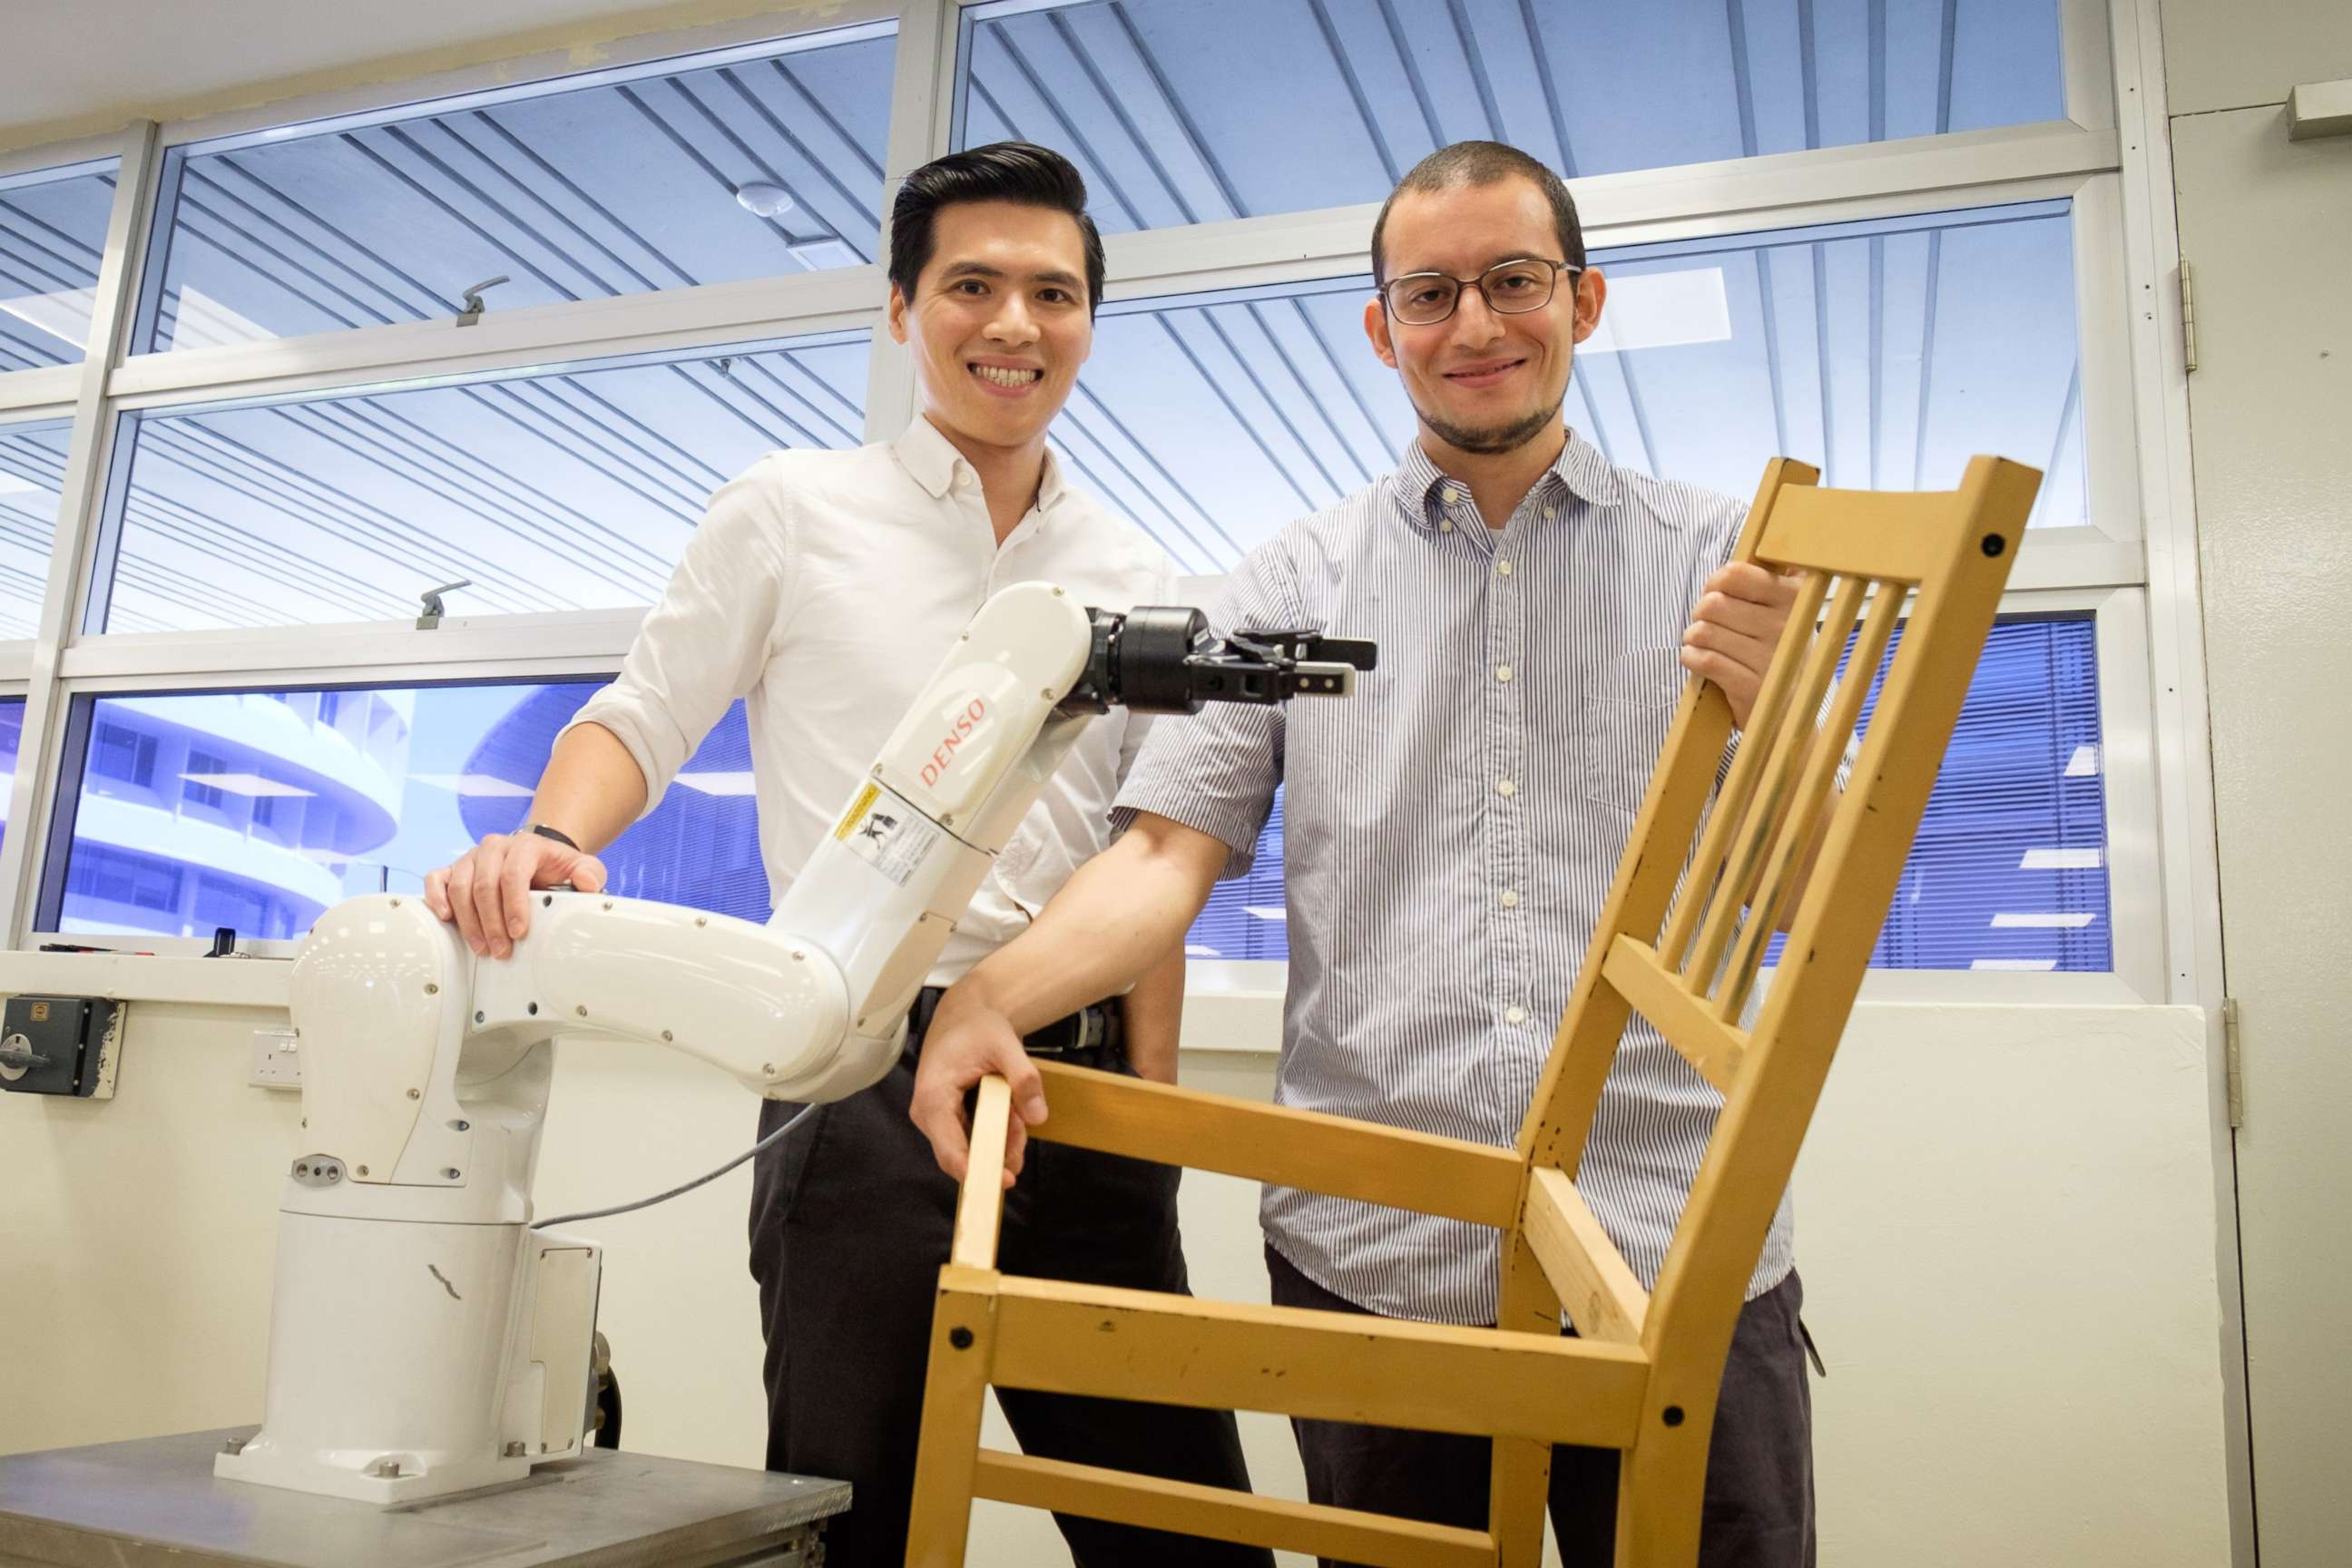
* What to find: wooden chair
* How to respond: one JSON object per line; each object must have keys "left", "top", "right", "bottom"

{"left": 905, "top": 455, "right": 2041, "bottom": 1568}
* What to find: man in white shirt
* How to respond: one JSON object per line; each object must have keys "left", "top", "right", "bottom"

{"left": 423, "top": 142, "right": 1268, "bottom": 1568}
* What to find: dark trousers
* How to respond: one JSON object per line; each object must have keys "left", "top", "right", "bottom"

{"left": 1268, "top": 1246, "right": 1815, "bottom": 1568}
{"left": 748, "top": 1051, "right": 1273, "bottom": 1568}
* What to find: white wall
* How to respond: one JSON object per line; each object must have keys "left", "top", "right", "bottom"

{"left": 0, "top": 963, "right": 2236, "bottom": 1566}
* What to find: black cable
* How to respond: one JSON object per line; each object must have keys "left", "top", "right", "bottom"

{"left": 531, "top": 1102, "right": 817, "bottom": 1230}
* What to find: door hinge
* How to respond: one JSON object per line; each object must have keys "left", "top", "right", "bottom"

{"left": 2222, "top": 995, "right": 2243, "bottom": 1129}
{"left": 2180, "top": 258, "right": 2200, "bottom": 375}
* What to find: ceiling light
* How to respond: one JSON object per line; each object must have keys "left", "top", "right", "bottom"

{"left": 735, "top": 181, "right": 796, "bottom": 218}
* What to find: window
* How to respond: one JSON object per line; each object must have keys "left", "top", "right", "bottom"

{"left": 958, "top": 0, "right": 2065, "bottom": 234}
{"left": 181, "top": 748, "right": 231, "bottom": 812}
{"left": 251, "top": 791, "right": 297, "bottom": 848}
{"left": 64, "top": 844, "right": 185, "bottom": 919}
{"left": 1071, "top": 201, "right": 2084, "bottom": 573}
{"left": 44, "top": 682, "right": 771, "bottom": 938}
{"left": 1, "top": 159, "right": 122, "bottom": 368}
{"left": 0, "top": 3, "right": 2177, "bottom": 999}
{"left": 1766, "top": 612, "right": 2110, "bottom": 971}
{"left": 93, "top": 332, "right": 868, "bottom": 632}
{"left": 1186, "top": 787, "right": 1289, "bottom": 960}
{"left": 89, "top": 722, "right": 158, "bottom": 789}
{"left": 0, "top": 416, "right": 71, "bottom": 635}
{"left": 133, "top": 24, "right": 896, "bottom": 353}
{"left": 1200, "top": 616, "right": 2109, "bottom": 972}
{"left": 0, "top": 696, "right": 20, "bottom": 858}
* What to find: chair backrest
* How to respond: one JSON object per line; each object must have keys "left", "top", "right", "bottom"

{"left": 1515, "top": 455, "right": 2040, "bottom": 1364}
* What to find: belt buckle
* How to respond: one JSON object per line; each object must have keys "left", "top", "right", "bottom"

{"left": 1024, "top": 1007, "right": 1103, "bottom": 1059}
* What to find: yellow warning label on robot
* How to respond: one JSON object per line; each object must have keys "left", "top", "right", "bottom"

{"left": 834, "top": 782, "right": 879, "bottom": 841}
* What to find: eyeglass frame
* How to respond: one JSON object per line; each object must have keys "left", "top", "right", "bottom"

{"left": 1376, "top": 257, "right": 1586, "bottom": 326}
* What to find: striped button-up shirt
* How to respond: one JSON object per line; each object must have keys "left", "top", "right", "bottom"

{"left": 1116, "top": 431, "right": 1795, "bottom": 1326}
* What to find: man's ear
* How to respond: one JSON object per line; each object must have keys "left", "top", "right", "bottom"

{"left": 1569, "top": 267, "right": 1608, "bottom": 347}
{"left": 887, "top": 281, "right": 910, "bottom": 345}
{"left": 1364, "top": 294, "right": 1399, "bottom": 369}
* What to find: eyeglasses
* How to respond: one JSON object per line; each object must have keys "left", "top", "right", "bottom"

{"left": 1378, "top": 258, "right": 1583, "bottom": 326}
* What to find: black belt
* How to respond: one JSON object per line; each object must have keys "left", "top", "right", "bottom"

{"left": 904, "top": 985, "right": 1123, "bottom": 1063}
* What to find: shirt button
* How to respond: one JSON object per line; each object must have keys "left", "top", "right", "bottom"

{"left": 1505, "top": 1005, "right": 1528, "bottom": 1025}
{"left": 1494, "top": 663, "right": 1514, "bottom": 682}
{"left": 1500, "top": 888, "right": 1520, "bottom": 909}
{"left": 1543, "top": 507, "right": 1559, "bottom": 522}
{"left": 1495, "top": 559, "right": 1513, "bottom": 576}
{"left": 1497, "top": 777, "right": 1516, "bottom": 798}
{"left": 1439, "top": 519, "right": 1455, "bottom": 534}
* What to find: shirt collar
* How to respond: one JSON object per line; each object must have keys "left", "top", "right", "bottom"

{"left": 1389, "top": 426, "right": 1624, "bottom": 532}
{"left": 893, "top": 415, "right": 1065, "bottom": 515}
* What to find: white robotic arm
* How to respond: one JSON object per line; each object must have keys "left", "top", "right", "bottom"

{"left": 219, "top": 581, "right": 1370, "bottom": 1504}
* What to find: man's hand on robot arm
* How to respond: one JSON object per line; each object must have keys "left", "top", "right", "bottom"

{"left": 426, "top": 832, "right": 609, "bottom": 960}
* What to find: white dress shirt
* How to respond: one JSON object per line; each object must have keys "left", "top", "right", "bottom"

{"left": 569, "top": 416, "right": 1176, "bottom": 984}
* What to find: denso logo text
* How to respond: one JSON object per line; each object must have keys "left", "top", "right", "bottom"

{"left": 920, "top": 698, "right": 990, "bottom": 789}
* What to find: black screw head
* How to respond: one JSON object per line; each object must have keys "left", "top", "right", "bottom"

{"left": 1662, "top": 1405, "right": 1686, "bottom": 1427}
{"left": 1980, "top": 533, "right": 2006, "bottom": 558}
{"left": 949, "top": 1327, "right": 975, "bottom": 1350}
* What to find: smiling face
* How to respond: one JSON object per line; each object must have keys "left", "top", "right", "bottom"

{"left": 887, "top": 199, "right": 1093, "bottom": 459}
{"left": 1364, "top": 175, "right": 1606, "bottom": 462}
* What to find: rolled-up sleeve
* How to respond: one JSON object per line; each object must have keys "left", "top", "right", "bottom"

{"left": 1112, "top": 544, "right": 1296, "bottom": 879}
{"left": 563, "top": 466, "right": 793, "bottom": 815}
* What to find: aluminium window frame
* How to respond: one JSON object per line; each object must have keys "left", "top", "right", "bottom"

{"left": 0, "top": 0, "right": 2220, "bottom": 1021}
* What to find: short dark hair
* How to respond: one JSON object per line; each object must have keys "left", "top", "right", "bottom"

{"left": 1369, "top": 141, "right": 1586, "bottom": 283}
{"left": 887, "top": 142, "right": 1106, "bottom": 318}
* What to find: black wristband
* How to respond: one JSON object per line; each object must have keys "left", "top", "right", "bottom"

{"left": 523, "top": 821, "right": 581, "bottom": 852}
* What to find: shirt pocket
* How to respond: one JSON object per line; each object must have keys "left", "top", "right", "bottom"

{"left": 1577, "top": 647, "right": 1685, "bottom": 814}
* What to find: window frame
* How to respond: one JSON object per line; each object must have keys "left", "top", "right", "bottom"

{"left": 0, "top": 0, "right": 2227, "bottom": 1024}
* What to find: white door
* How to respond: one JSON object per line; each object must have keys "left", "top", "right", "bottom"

{"left": 2171, "top": 91, "right": 2352, "bottom": 1566}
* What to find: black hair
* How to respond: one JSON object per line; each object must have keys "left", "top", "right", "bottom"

{"left": 1369, "top": 140, "right": 1586, "bottom": 282}
{"left": 887, "top": 142, "right": 1106, "bottom": 318}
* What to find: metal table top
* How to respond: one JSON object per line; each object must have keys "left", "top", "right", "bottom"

{"left": 0, "top": 1428, "right": 850, "bottom": 1568}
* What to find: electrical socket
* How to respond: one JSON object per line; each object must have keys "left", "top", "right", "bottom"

{"left": 250, "top": 1026, "right": 300, "bottom": 1090}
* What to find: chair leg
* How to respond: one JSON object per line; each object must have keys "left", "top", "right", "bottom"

{"left": 1491, "top": 1234, "right": 1560, "bottom": 1568}
{"left": 904, "top": 1269, "right": 999, "bottom": 1568}
{"left": 1490, "top": 1436, "right": 1553, "bottom": 1568}
{"left": 1610, "top": 1417, "right": 1710, "bottom": 1568}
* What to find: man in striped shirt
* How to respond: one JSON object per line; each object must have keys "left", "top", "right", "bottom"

{"left": 913, "top": 142, "right": 1813, "bottom": 1565}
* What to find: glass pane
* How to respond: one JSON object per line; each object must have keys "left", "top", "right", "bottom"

{"left": 1186, "top": 786, "right": 1289, "bottom": 960}
{"left": 1063, "top": 276, "right": 1402, "bottom": 574}
{"left": 0, "top": 697, "right": 22, "bottom": 858}
{"left": 1, "top": 417, "right": 71, "bottom": 636}
{"left": 96, "top": 334, "right": 867, "bottom": 633}
{"left": 0, "top": 160, "right": 119, "bottom": 371}
{"left": 1069, "top": 200, "right": 2082, "bottom": 574}
{"left": 959, "top": 0, "right": 2064, "bottom": 231}
{"left": 137, "top": 24, "right": 895, "bottom": 353}
{"left": 44, "top": 682, "right": 769, "bottom": 939}
{"left": 1579, "top": 200, "right": 2085, "bottom": 526}
{"left": 1191, "top": 618, "right": 2109, "bottom": 973}
{"left": 1766, "top": 613, "right": 2110, "bottom": 971}
{"left": 1, "top": 160, "right": 119, "bottom": 369}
